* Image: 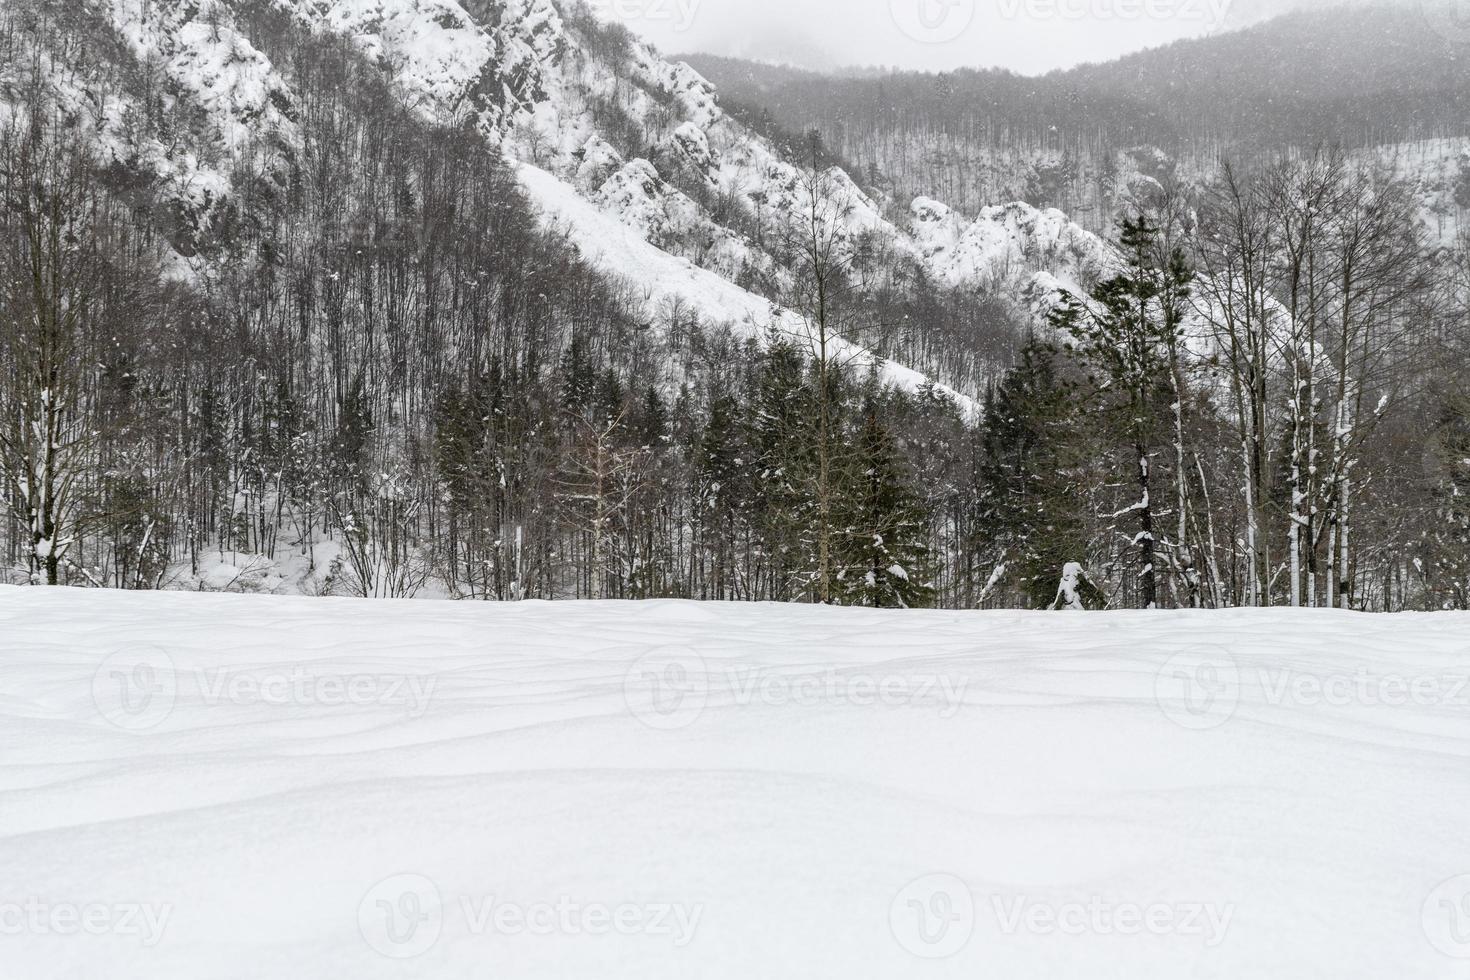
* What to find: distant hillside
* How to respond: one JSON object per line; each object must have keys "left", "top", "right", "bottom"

{"left": 682, "top": 3, "right": 1470, "bottom": 226}
{"left": 1062, "top": 2, "right": 1468, "bottom": 146}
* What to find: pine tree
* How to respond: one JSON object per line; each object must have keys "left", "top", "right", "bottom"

{"left": 749, "top": 339, "right": 819, "bottom": 601}
{"left": 837, "top": 400, "right": 934, "bottom": 608}
{"left": 694, "top": 394, "right": 752, "bottom": 599}
{"left": 1049, "top": 217, "right": 1190, "bottom": 609}
{"left": 974, "top": 341, "right": 1092, "bottom": 608}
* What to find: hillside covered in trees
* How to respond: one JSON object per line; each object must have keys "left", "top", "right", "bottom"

{"left": 686, "top": 3, "right": 1470, "bottom": 229}
{"left": 1, "top": 0, "right": 1469, "bottom": 611}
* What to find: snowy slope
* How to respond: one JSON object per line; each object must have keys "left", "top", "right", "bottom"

{"left": 518, "top": 163, "right": 978, "bottom": 412}
{"left": 1361, "top": 136, "right": 1470, "bottom": 245}
{"left": 0, "top": 0, "right": 1114, "bottom": 395}
{"left": 4, "top": 586, "right": 1470, "bottom": 978}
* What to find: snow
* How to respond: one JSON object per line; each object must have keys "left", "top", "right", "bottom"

{"left": 165, "top": 20, "right": 296, "bottom": 150}
{"left": 1052, "top": 560, "right": 1090, "bottom": 610}
{"left": 914, "top": 197, "right": 1118, "bottom": 298}
{"left": 270, "top": 0, "right": 563, "bottom": 131}
{"left": 306, "top": 0, "right": 497, "bottom": 116}
{"left": 517, "top": 162, "right": 978, "bottom": 415}
{"left": 1357, "top": 136, "right": 1470, "bottom": 245}
{"left": 11, "top": 0, "right": 1463, "bottom": 412}
{"left": 593, "top": 159, "right": 689, "bottom": 243}
{"left": 4, "top": 0, "right": 1119, "bottom": 398}
{"left": 103, "top": 0, "right": 299, "bottom": 151}
{"left": 670, "top": 122, "right": 716, "bottom": 183}
{"left": 4, "top": 586, "right": 1470, "bottom": 977}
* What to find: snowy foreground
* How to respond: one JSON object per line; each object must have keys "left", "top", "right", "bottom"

{"left": 4, "top": 587, "right": 1470, "bottom": 978}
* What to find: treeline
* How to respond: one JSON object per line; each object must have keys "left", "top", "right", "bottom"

{"left": 971, "top": 156, "right": 1470, "bottom": 611}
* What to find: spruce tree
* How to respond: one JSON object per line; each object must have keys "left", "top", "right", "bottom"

{"left": 1049, "top": 216, "right": 1190, "bottom": 609}
{"left": 694, "top": 394, "right": 752, "bottom": 599}
{"left": 974, "top": 341, "right": 1092, "bottom": 608}
{"left": 749, "top": 339, "right": 819, "bottom": 601}
{"left": 837, "top": 400, "right": 935, "bottom": 608}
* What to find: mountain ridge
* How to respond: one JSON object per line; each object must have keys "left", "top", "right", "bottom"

{"left": 682, "top": 2, "right": 1470, "bottom": 229}
{"left": 1, "top": 0, "right": 1122, "bottom": 402}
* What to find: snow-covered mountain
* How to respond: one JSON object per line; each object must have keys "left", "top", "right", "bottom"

{"left": 688, "top": 3, "right": 1470, "bottom": 244}
{"left": 0, "top": 0, "right": 1116, "bottom": 402}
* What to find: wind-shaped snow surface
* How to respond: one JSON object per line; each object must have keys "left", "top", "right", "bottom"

{"left": 3, "top": 586, "right": 1470, "bottom": 978}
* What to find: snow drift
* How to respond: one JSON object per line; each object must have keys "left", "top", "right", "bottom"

{"left": 3, "top": 586, "right": 1470, "bottom": 977}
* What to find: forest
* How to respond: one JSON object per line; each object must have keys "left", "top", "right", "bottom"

{"left": 2, "top": 1, "right": 1469, "bottom": 611}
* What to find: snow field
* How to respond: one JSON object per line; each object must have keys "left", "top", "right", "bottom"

{"left": 1, "top": 586, "right": 1470, "bottom": 977}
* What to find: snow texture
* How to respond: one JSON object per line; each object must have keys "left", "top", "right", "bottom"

{"left": 3, "top": 586, "right": 1470, "bottom": 977}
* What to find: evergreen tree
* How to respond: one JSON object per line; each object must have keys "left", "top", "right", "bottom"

{"left": 559, "top": 335, "right": 597, "bottom": 419}
{"left": 974, "top": 341, "right": 1093, "bottom": 608}
{"left": 837, "top": 400, "right": 934, "bottom": 608}
{"left": 635, "top": 387, "right": 669, "bottom": 449}
{"left": 1049, "top": 217, "right": 1190, "bottom": 609}
{"left": 1424, "top": 384, "right": 1470, "bottom": 608}
{"left": 332, "top": 376, "right": 375, "bottom": 489}
{"left": 749, "top": 339, "right": 819, "bottom": 600}
{"left": 694, "top": 394, "right": 752, "bottom": 599}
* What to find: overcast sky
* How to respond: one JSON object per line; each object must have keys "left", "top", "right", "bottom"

{"left": 592, "top": 0, "right": 1317, "bottom": 75}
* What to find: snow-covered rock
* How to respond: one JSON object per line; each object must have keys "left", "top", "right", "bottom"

{"left": 669, "top": 122, "right": 717, "bottom": 185}
{"left": 922, "top": 200, "right": 1117, "bottom": 295}
{"left": 573, "top": 134, "right": 626, "bottom": 190}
